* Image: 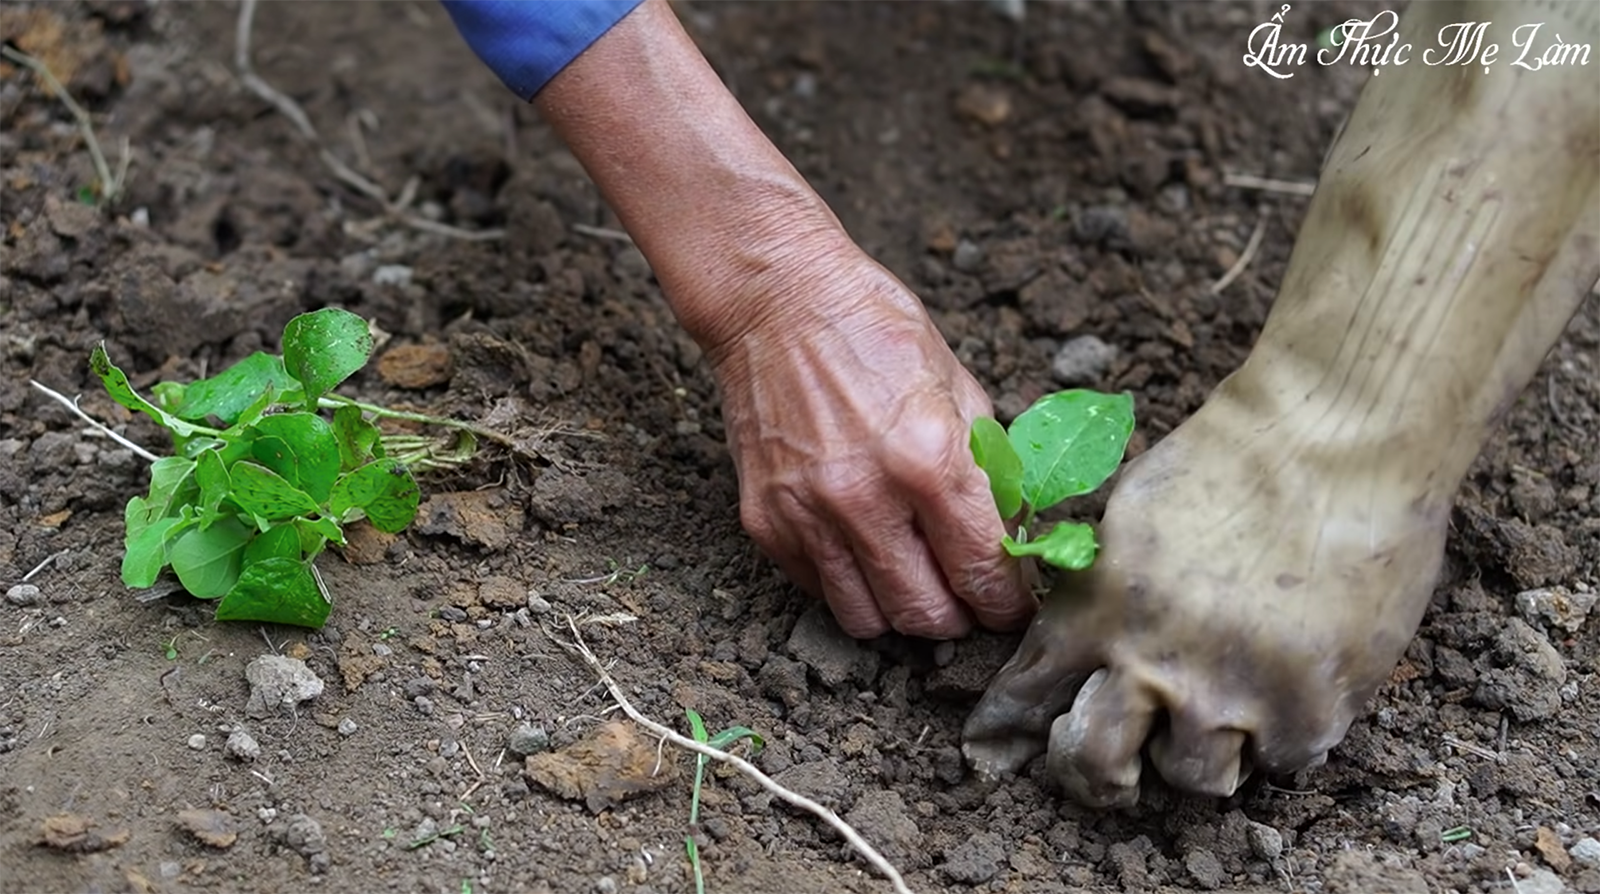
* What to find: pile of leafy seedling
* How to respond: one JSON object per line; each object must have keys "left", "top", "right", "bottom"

{"left": 970, "top": 389, "right": 1136, "bottom": 572}
{"left": 92, "top": 308, "right": 480, "bottom": 628}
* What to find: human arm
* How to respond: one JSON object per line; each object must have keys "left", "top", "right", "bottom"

{"left": 446, "top": 0, "right": 1033, "bottom": 638}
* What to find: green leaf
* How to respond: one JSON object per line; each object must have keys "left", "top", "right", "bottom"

{"left": 332, "top": 404, "right": 384, "bottom": 470}
{"left": 170, "top": 352, "right": 299, "bottom": 425}
{"left": 686, "top": 708, "right": 709, "bottom": 744}
{"left": 706, "top": 726, "right": 765, "bottom": 753}
{"left": 151, "top": 381, "right": 186, "bottom": 412}
{"left": 215, "top": 557, "right": 331, "bottom": 628}
{"left": 1008, "top": 390, "right": 1135, "bottom": 511}
{"left": 294, "top": 516, "right": 346, "bottom": 557}
{"left": 330, "top": 459, "right": 421, "bottom": 533}
{"left": 234, "top": 384, "right": 296, "bottom": 429}
{"left": 89, "top": 343, "right": 213, "bottom": 439}
{"left": 249, "top": 413, "right": 342, "bottom": 503}
{"left": 228, "top": 461, "right": 322, "bottom": 522}
{"left": 1002, "top": 521, "right": 1100, "bottom": 571}
{"left": 121, "top": 514, "right": 188, "bottom": 588}
{"left": 126, "top": 457, "right": 197, "bottom": 538}
{"left": 168, "top": 516, "right": 252, "bottom": 598}
{"left": 969, "top": 416, "right": 1025, "bottom": 520}
{"left": 281, "top": 308, "right": 373, "bottom": 407}
{"left": 244, "top": 524, "right": 303, "bottom": 565}
{"left": 195, "top": 448, "right": 231, "bottom": 520}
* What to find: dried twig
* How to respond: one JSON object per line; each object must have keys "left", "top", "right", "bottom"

{"left": 1224, "top": 172, "right": 1317, "bottom": 197}
{"left": 28, "top": 380, "right": 159, "bottom": 462}
{"left": 1, "top": 45, "right": 128, "bottom": 203}
{"left": 571, "top": 223, "right": 635, "bottom": 244}
{"left": 1209, "top": 211, "right": 1269, "bottom": 296}
{"left": 554, "top": 617, "right": 917, "bottom": 894}
{"left": 1442, "top": 733, "right": 1504, "bottom": 763}
{"left": 233, "top": 0, "right": 503, "bottom": 242}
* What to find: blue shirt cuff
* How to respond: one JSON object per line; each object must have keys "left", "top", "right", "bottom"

{"left": 442, "top": 0, "right": 644, "bottom": 101}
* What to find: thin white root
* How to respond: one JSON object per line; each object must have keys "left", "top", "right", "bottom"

{"left": 0, "top": 46, "right": 128, "bottom": 204}
{"left": 233, "top": 0, "right": 504, "bottom": 242}
{"left": 1209, "top": 211, "right": 1268, "bottom": 296}
{"left": 22, "top": 550, "right": 69, "bottom": 583}
{"left": 1223, "top": 172, "right": 1317, "bottom": 197}
{"left": 28, "top": 380, "right": 160, "bottom": 462}
{"left": 556, "top": 617, "right": 917, "bottom": 894}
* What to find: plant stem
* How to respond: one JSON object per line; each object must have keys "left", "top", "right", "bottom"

{"left": 319, "top": 394, "right": 512, "bottom": 446}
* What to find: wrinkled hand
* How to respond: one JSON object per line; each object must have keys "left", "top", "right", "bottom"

{"left": 701, "top": 243, "right": 1035, "bottom": 639}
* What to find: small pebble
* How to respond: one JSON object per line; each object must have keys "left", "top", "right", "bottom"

{"left": 526, "top": 593, "right": 552, "bottom": 615}
{"left": 372, "top": 264, "right": 413, "bottom": 287}
{"left": 506, "top": 722, "right": 550, "bottom": 757}
{"left": 258, "top": 807, "right": 277, "bottom": 823}
{"left": 226, "top": 730, "right": 261, "bottom": 761}
{"left": 595, "top": 877, "right": 617, "bottom": 894}
{"left": 933, "top": 641, "right": 956, "bottom": 668}
{"left": 372, "top": 643, "right": 393, "bottom": 657}
{"left": 438, "top": 606, "right": 468, "bottom": 623}
{"left": 1571, "top": 837, "right": 1600, "bottom": 869}
{"left": 1246, "top": 821, "right": 1284, "bottom": 861}
{"left": 1050, "top": 335, "right": 1118, "bottom": 386}
{"left": 6, "top": 584, "right": 39, "bottom": 606}
{"left": 952, "top": 239, "right": 985, "bottom": 273}
{"left": 159, "top": 861, "right": 181, "bottom": 880}
{"left": 337, "top": 718, "right": 358, "bottom": 737}
{"left": 187, "top": 734, "right": 207, "bottom": 751}
{"left": 414, "top": 696, "right": 434, "bottom": 715}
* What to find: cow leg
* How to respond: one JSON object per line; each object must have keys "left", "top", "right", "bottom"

{"left": 962, "top": 0, "right": 1599, "bottom": 807}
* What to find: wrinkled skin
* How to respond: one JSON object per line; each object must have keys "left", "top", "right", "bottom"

{"left": 532, "top": 0, "right": 1036, "bottom": 640}
{"left": 963, "top": 0, "right": 1600, "bottom": 806}
{"left": 706, "top": 248, "right": 1033, "bottom": 639}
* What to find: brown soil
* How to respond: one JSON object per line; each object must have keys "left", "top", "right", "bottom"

{"left": 3, "top": 2, "right": 1597, "bottom": 893}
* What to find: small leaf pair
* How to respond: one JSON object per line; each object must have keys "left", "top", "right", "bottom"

{"left": 969, "top": 389, "right": 1135, "bottom": 572}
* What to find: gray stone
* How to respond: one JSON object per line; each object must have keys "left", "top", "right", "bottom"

{"left": 226, "top": 730, "right": 261, "bottom": 761}
{"left": 277, "top": 813, "right": 326, "bottom": 856}
{"left": 1247, "top": 821, "right": 1284, "bottom": 861}
{"left": 337, "top": 718, "right": 358, "bottom": 737}
{"left": 952, "top": 239, "right": 985, "bottom": 273}
{"left": 186, "top": 733, "right": 207, "bottom": 751}
{"left": 1051, "top": 334, "right": 1118, "bottom": 386}
{"left": 1516, "top": 869, "right": 1565, "bottom": 894}
{"left": 1514, "top": 585, "right": 1596, "bottom": 634}
{"left": 244, "top": 655, "right": 325, "bottom": 719}
{"left": 506, "top": 722, "right": 550, "bottom": 757}
{"left": 1571, "top": 837, "right": 1600, "bottom": 869}
{"left": 6, "top": 584, "right": 39, "bottom": 606}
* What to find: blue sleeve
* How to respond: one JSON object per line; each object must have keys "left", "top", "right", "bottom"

{"left": 441, "top": 0, "right": 644, "bottom": 101}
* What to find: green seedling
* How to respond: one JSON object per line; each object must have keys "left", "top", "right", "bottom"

{"left": 969, "top": 389, "right": 1135, "bottom": 572}
{"left": 684, "top": 708, "right": 764, "bottom": 894}
{"left": 1440, "top": 825, "right": 1473, "bottom": 844}
{"left": 92, "top": 308, "right": 480, "bottom": 629}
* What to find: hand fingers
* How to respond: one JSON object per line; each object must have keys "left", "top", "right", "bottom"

{"left": 885, "top": 412, "right": 1032, "bottom": 632}
{"left": 1047, "top": 668, "right": 1156, "bottom": 809}
{"left": 845, "top": 516, "right": 974, "bottom": 640}
{"left": 811, "top": 461, "right": 974, "bottom": 639}
{"left": 807, "top": 525, "right": 892, "bottom": 639}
